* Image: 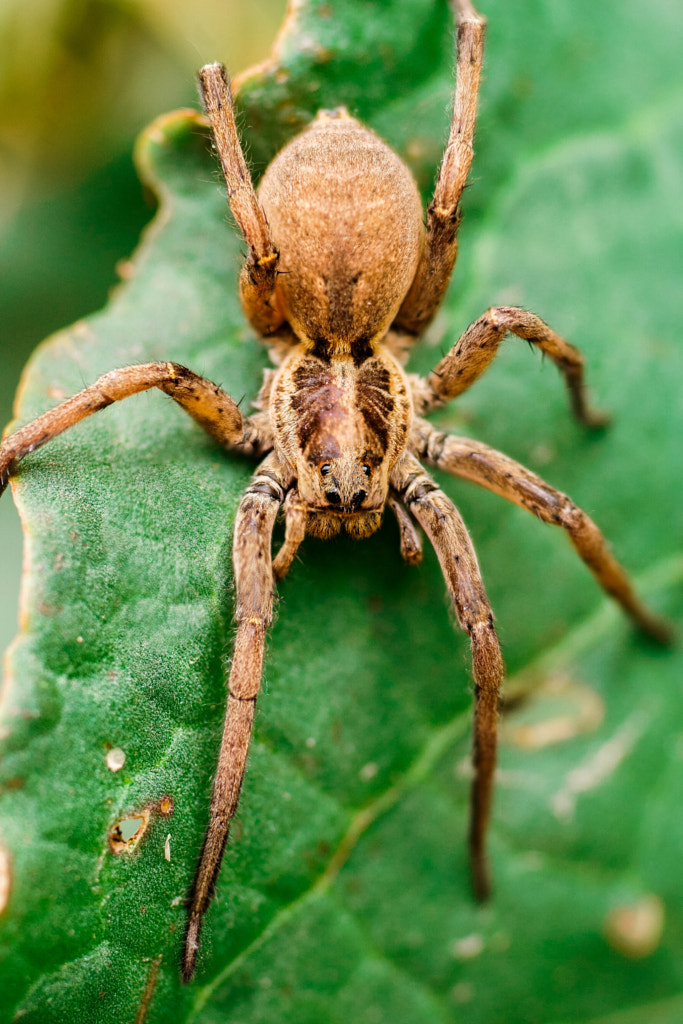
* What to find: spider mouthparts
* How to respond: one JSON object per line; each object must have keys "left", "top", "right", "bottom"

{"left": 335, "top": 504, "right": 379, "bottom": 515}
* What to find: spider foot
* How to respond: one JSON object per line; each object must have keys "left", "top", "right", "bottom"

{"left": 635, "top": 610, "right": 676, "bottom": 647}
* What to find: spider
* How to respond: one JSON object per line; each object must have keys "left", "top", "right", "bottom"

{"left": 0, "top": 0, "right": 670, "bottom": 985}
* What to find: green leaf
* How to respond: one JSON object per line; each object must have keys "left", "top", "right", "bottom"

{"left": 1, "top": 0, "right": 681, "bottom": 1021}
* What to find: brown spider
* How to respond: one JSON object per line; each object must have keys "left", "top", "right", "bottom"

{"left": 0, "top": 0, "right": 670, "bottom": 984}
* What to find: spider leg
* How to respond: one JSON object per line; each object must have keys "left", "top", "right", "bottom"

{"left": 0, "top": 362, "right": 269, "bottom": 495}
{"left": 182, "top": 451, "right": 291, "bottom": 982}
{"left": 412, "top": 418, "right": 672, "bottom": 642}
{"left": 198, "top": 64, "right": 283, "bottom": 338}
{"left": 393, "top": 0, "right": 486, "bottom": 339}
{"left": 387, "top": 492, "right": 423, "bottom": 565}
{"left": 392, "top": 451, "right": 504, "bottom": 900}
{"left": 420, "top": 306, "right": 608, "bottom": 428}
{"left": 272, "top": 485, "right": 307, "bottom": 580}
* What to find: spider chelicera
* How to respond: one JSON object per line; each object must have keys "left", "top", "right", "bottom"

{"left": 0, "top": 0, "right": 670, "bottom": 983}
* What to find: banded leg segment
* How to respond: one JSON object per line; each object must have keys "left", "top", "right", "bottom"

{"left": 182, "top": 452, "right": 291, "bottom": 983}
{"left": 392, "top": 452, "right": 504, "bottom": 900}
{"left": 395, "top": 0, "right": 486, "bottom": 337}
{"left": 0, "top": 362, "right": 265, "bottom": 495}
{"left": 413, "top": 419, "right": 672, "bottom": 642}
{"left": 422, "top": 306, "right": 608, "bottom": 427}
{"left": 198, "top": 64, "right": 283, "bottom": 337}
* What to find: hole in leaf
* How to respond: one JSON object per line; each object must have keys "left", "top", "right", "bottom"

{"left": 119, "top": 818, "right": 144, "bottom": 841}
{"left": 108, "top": 809, "right": 150, "bottom": 854}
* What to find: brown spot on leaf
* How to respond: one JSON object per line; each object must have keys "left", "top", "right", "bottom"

{"left": 116, "top": 259, "right": 135, "bottom": 281}
{"left": 3, "top": 776, "right": 25, "bottom": 792}
{"left": 157, "top": 795, "right": 174, "bottom": 817}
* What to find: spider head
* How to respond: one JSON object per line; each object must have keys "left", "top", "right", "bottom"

{"left": 301, "top": 456, "right": 386, "bottom": 539}
{"left": 317, "top": 457, "right": 373, "bottom": 510}
{"left": 300, "top": 454, "right": 387, "bottom": 517}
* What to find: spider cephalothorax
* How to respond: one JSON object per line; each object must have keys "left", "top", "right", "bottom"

{"left": 271, "top": 345, "right": 413, "bottom": 538}
{"left": 0, "top": 0, "right": 669, "bottom": 985}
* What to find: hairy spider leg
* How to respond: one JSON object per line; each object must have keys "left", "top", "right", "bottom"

{"left": 198, "top": 63, "right": 283, "bottom": 337}
{"left": 393, "top": 0, "right": 486, "bottom": 339}
{"left": 392, "top": 452, "right": 504, "bottom": 900}
{"left": 411, "top": 420, "right": 673, "bottom": 643}
{"left": 0, "top": 362, "right": 265, "bottom": 494}
{"left": 422, "top": 306, "right": 609, "bottom": 429}
{"left": 182, "top": 451, "right": 290, "bottom": 982}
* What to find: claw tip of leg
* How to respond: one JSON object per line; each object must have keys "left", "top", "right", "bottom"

{"left": 181, "top": 918, "right": 200, "bottom": 984}
{"left": 642, "top": 616, "right": 676, "bottom": 647}
{"left": 473, "top": 875, "right": 491, "bottom": 903}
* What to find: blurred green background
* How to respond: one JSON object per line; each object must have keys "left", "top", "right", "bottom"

{"left": 0, "top": 0, "right": 287, "bottom": 656}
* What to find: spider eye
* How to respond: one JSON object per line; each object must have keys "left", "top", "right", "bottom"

{"left": 361, "top": 464, "right": 371, "bottom": 477}
{"left": 320, "top": 463, "right": 332, "bottom": 476}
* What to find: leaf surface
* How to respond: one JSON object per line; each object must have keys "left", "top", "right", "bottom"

{"left": 1, "top": 1, "right": 681, "bottom": 1022}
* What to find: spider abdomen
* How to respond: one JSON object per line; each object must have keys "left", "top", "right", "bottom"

{"left": 257, "top": 111, "right": 424, "bottom": 356}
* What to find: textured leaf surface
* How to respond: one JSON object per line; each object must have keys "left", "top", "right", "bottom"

{"left": 1, "top": 1, "right": 682, "bottom": 1022}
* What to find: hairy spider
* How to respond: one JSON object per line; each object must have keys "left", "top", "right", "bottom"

{"left": 0, "top": 0, "right": 670, "bottom": 984}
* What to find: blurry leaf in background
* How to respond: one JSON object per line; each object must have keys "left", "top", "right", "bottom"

{"left": 0, "top": 0, "right": 287, "bottom": 656}
{"left": 0, "top": 0, "right": 288, "bottom": 206}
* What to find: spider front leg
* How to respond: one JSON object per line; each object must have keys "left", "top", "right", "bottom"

{"left": 412, "top": 418, "right": 672, "bottom": 642}
{"left": 422, "top": 306, "right": 609, "bottom": 428}
{"left": 0, "top": 361, "right": 267, "bottom": 494}
{"left": 198, "top": 64, "right": 283, "bottom": 337}
{"left": 394, "top": 0, "right": 486, "bottom": 337}
{"left": 183, "top": 451, "right": 291, "bottom": 982}
{"left": 392, "top": 452, "right": 504, "bottom": 900}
